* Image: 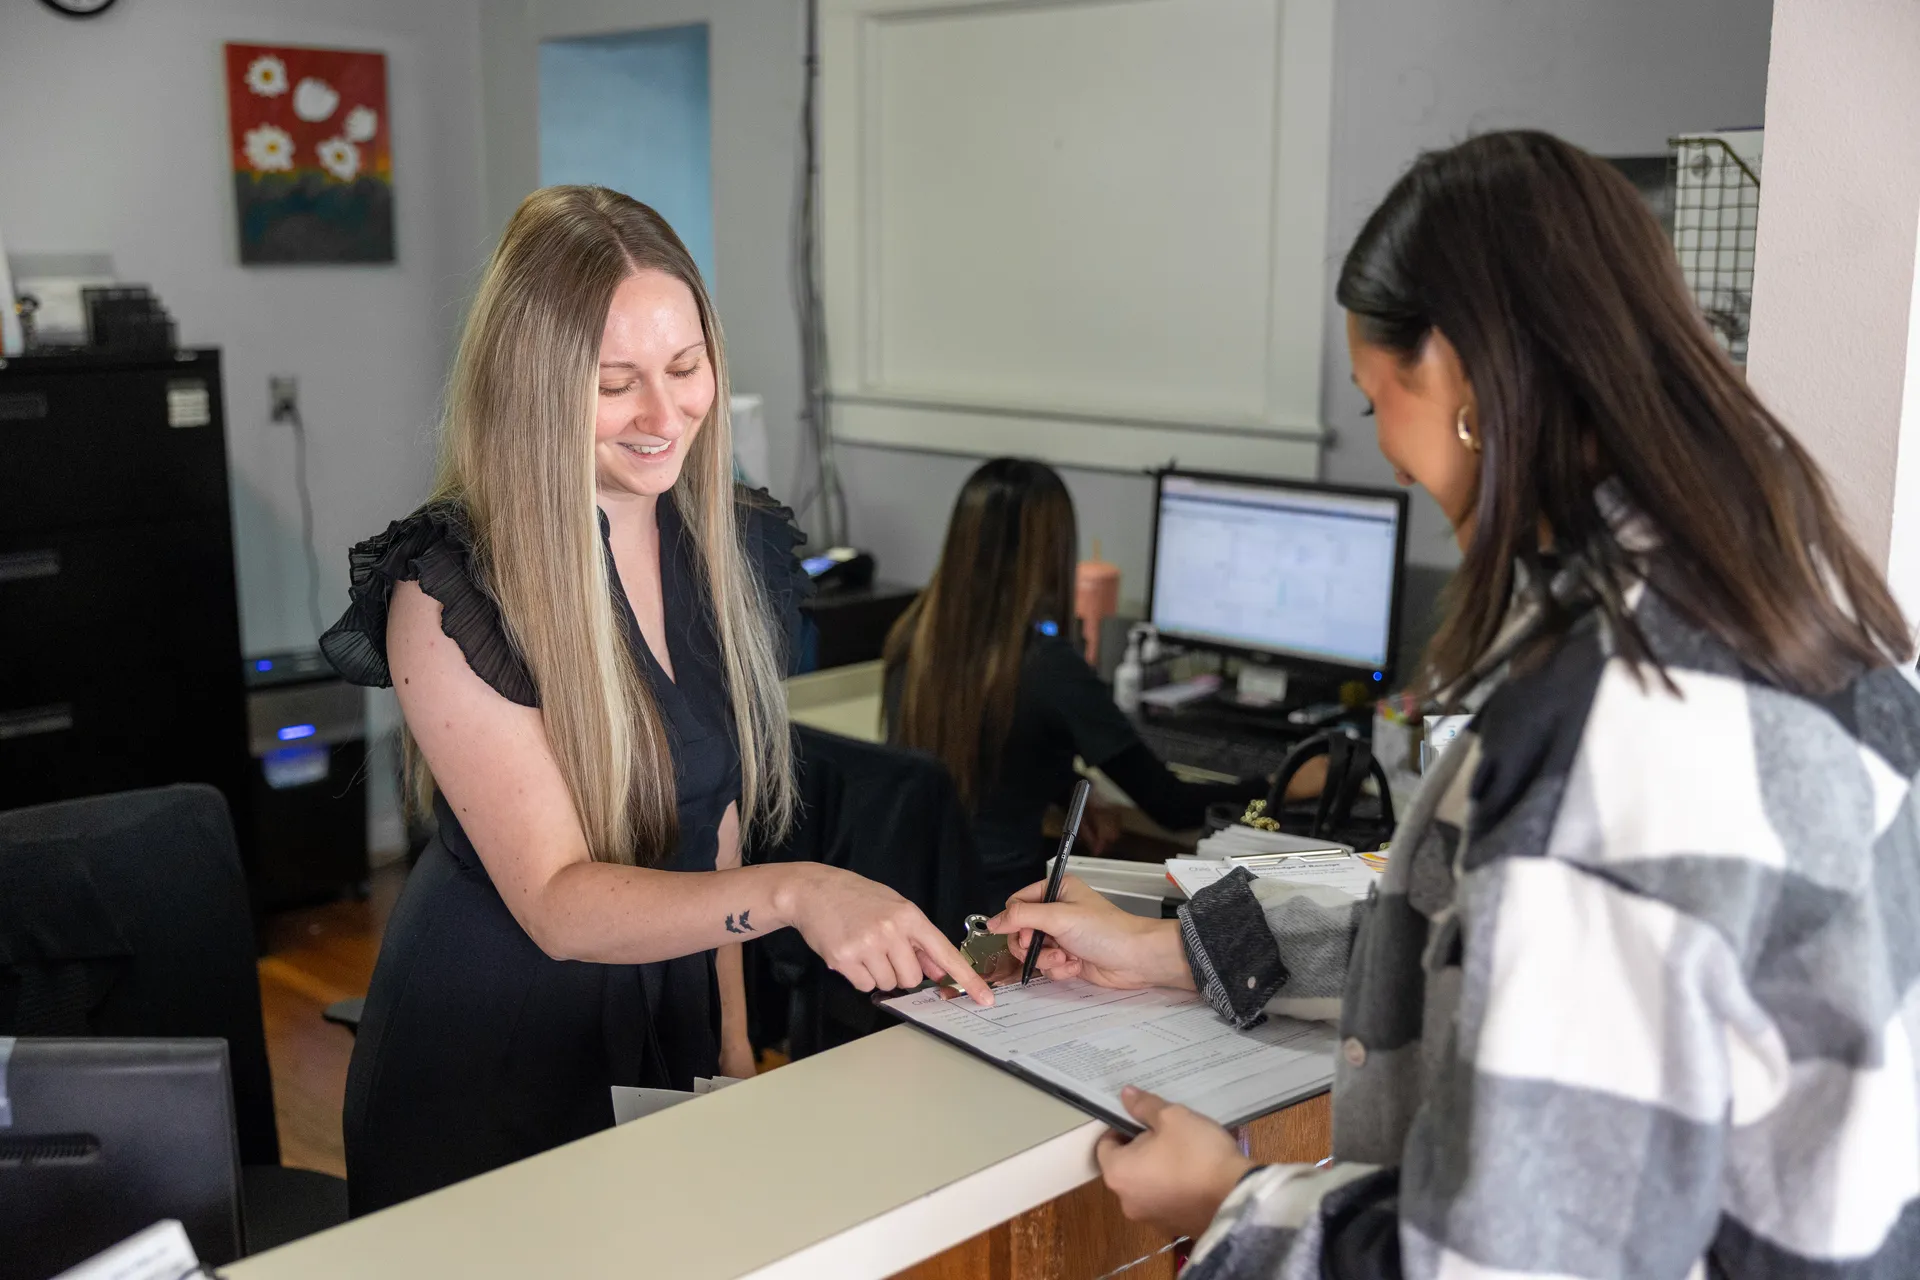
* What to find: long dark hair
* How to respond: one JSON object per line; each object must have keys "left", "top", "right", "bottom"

{"left": 883, "top": 458, "right": 1078, "bottom": 807}
{"left": 1337, "top": 130, "right": 1911, "bottom": 696}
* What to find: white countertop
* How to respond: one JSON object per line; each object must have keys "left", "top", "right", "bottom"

{"left": 786, "top": 660, "right": 886, "bottom": 743}
{"left": 230, "top": 1027, "right": 1125, "bottom": 1279}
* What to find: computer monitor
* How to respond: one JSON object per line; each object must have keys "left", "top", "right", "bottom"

{"left": 1146, "top": 470, "right": 1409, "bottom": 683}
{"left": 0, "top": 1038, "right": 243, "bottom": 1278}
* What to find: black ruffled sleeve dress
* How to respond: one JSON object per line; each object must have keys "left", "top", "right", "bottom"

{"left": 318, "top": 487, "right": 808, "bottom": 1216}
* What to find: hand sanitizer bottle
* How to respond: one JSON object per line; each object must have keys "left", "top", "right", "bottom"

{"left": 1113, "top": 628, "right": 1145, "bottom": 714}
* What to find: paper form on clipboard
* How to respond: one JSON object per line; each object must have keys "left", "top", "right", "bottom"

{"left": 878, "top": 976, "right": 1335, "bottom": 1133}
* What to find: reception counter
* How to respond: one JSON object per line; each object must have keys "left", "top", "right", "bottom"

{"left": 228, "top": 1022, "right": 1332, "bottom": 1279}
{"left": 224, "top": 664, "right": 1333, "bottom": 1277}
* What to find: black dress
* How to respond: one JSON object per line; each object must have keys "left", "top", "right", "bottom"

{"left": 319, "top": 487, "right": 807, "bottom": 1216}
{"left": 886, "top": 633, "right": 1263, "bottom": 907}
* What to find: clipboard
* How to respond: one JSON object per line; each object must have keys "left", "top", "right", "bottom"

{"left": 878, "top": 986, "right": 1152, "bottom": 1135}
{"left": 875, "top": 976, "right": 1337, "bottom": 1135}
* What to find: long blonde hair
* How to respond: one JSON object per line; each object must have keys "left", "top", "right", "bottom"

{"left": 412, "top": 186, "right": 795, "bottom": 864}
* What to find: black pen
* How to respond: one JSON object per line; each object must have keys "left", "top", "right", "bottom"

{"left": 1022, "top": 778, "right": 1093, "bottom": 986}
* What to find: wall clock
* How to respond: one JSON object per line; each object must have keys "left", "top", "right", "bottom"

{"left": 39, "top": 0, "right": 120, "bottom": 17}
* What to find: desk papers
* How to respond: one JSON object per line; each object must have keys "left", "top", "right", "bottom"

{"left": 1164, "top": 854, "right": 1379, "bottom": 902}
{"left": 1192, "top": 825, "right": 1349, "bottom": 860}
{"left": 879, "top": 977, "right": 1334, "bottom": 1133}
{"left": 51, "top": 1221, "right": 200, "bottom": 1280}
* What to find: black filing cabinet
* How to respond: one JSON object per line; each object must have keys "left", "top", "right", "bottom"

{"left": 0, "top": 350, "right": 252, "bottom": 858}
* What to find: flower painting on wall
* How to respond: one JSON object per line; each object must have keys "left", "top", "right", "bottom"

{"left": 224, "top": 43, "right": 393, "bottom": 264}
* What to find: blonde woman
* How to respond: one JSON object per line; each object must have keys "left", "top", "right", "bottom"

{"left": 321, "top": 187, "right": 990, "bottom": 1214}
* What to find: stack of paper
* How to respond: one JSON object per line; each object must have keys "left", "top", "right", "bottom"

{"left": 1193, "top": 824, "right": 1348, "bottom": 862}
{"left": 1165, "top": 852, "right": 1379, "bottom": 902}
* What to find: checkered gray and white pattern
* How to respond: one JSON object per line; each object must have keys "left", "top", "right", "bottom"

{"left": 1177, "top": 585, "right": 1920, "bottom": 1279}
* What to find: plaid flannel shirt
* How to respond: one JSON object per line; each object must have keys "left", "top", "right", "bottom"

{"left": 1176, "top": 581, "right": 1920, "bottom": 1279}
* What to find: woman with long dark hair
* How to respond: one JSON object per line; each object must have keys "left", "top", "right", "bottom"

{"left": 987, "top": 131, "right": 1920, "bottom": 1277}
{"left": 883, "top": 458, "right": 1272, "bottom": 907}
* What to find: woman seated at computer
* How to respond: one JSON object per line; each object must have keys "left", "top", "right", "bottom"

{"left": 882, "top": 457, "right": 1323, "bottom": 910}
{"left": 319, "top": 187, "right": 990, "bottom": 1214}
{"left": 989, "top": 131, "right": 1920, "bottom": 1277}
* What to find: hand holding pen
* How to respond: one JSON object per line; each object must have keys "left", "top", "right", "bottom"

{"left": 1020, "top": 778, "right": 1093, "bottom": 986}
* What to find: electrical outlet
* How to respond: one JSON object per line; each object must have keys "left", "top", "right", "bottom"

{"left": 269, "top": 375, "right": 299, "bottom": 424}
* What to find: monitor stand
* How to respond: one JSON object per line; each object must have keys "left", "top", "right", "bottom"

{"left": 1235, "top": 665, "right": 1290, "bottom": 706}
{"left": 1165, "top": 664, "right": 1347, "bottom": 735}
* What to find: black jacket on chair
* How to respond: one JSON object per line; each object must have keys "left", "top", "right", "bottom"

{"left": 0, "top": 784, "right": 278, "bottom": 1162}
{"left": 0, "top": 784, "right": 346, "bottom": 1253}
{"left": 751, "top": 725, "right": 984, "bottom": 1058}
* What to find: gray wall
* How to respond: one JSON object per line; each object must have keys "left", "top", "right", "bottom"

{"left": 3, "top": 0, "right": 1772, "bottom": 625}
{"left": 481, "top": 0, "right": 1773, "bottom": 594}
{"left": 4, "top": 0, "right": 1775, "bottom": 630}
{"left": 1, "top": 0, "right": 489, "bottom": 852}
{"left": 1318, "top": 0, "right": 1776, "bottom": 569}
{"left": 0, "top": 0, "right": 1766, "bottom": 625}
{"left": 0, "top": 0, "right": 489, "bottom": 654}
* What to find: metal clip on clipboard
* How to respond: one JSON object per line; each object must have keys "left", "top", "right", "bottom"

{"left": 955, "top": 915, "right": 1024, "bottom": 988}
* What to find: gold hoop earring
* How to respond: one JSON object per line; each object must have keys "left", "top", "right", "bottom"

{"left": 1456, "top": 407, "right": 1482, "bottom": 454}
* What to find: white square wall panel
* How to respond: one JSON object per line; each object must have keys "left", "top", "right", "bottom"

{"left": 820, "top": 0, "right": 1334, "bottom": 475}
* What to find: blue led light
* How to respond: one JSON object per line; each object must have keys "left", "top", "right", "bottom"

{"left": 277, "top": 724, "right": 317, "bottom": 741}
{"left": 1036, "top": 620, "right": 1059, "bottom": 637}
{"left": 255, "top": 659, "right": 273, "bottom": 672}
{"left": 1372, "top": 671, "right": 1384, "bottom": 682}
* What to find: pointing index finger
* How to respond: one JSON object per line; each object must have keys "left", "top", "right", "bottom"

{"left": 918, "top": 921, "right": 995, "bottom": 1006}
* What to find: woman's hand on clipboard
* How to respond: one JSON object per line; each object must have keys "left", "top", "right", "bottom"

{"left": 987, "top": 877, "right": 1194, "bottom": 992}
{"left": 1097, "top": 1086, "right": 1253, "bottom": 1241}
{"left": 786, "top": 866, "right": 994, "bottom": 1006}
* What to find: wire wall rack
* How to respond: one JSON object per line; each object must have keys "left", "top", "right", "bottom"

{"left": 1668, "top": 133, "right": 1762, "bottom": 363}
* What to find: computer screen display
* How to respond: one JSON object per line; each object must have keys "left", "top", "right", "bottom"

{"left": 1148, "top": 472, "right": 1406, "bottom": 675}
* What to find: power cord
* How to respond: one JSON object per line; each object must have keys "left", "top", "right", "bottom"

{"left": 1092, "top": 1236, "right": 1190, "bottom": 1278}
{"left": 789, "top": 0, "right": 848, "bottom": 547}
{"left": 271, "top": 388, "right": 328, "bottom": 642}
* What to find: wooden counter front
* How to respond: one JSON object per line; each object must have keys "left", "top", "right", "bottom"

{"left": 897, "top": 1093, "right": 1331, "bottom": 1280}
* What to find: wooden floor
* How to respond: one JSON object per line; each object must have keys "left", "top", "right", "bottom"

{"left": 256, "top": 863, "right": 403, "bottom": 1177}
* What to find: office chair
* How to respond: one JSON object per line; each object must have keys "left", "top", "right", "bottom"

{"left": 750, "top": 725, "right": 985, "bottom": 1058}
{"left": 0, "top": 785, "right": 349, "bottom": 1253}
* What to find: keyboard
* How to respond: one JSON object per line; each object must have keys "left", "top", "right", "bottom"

{"left": 1136, "top": 722, "right": 1298, "bottom": 781}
